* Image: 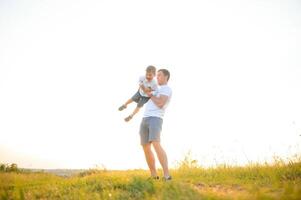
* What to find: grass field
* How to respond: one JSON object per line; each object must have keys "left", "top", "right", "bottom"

{"left": 0, "top": 158, "right": 301, "bottom": 200}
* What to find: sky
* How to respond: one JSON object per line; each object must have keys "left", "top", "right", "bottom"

{"left": 0, "top": 0, "right": 301, "bottom": 170}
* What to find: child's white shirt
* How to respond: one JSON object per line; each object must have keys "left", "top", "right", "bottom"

{"left": 138, "top": 76, "right": 158, "bottom": 97}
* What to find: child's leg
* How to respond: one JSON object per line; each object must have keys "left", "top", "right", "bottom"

{"left": 124, "top": 97, "right": 149, "bottom": 122}
{"left": 124, "top": 98, "right": 133, "bottom": 106}
{"left": 119, "top": 92, "right": 140, "bottom": 111}
{"left": 131, "top": 106, "right": 141, "bottom": 117}
{"left": 124, "top": 106, "right": 141, "bottom": 122}
{"left": 119, "top": 98, "right": 134, "bottom": 111}
{"left": 119, "top": 91, "right": 140, "bottom": 110}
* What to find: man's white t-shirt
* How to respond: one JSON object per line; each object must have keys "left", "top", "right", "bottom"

{"left": 138, "top": 76, "right": 158, "bottom": 97}
{"left": 143, "top": 84, "right": 172, "bottom": 119}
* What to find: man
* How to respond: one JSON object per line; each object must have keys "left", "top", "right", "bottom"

{"left": 140, "top": 69, "right": 172, "bottom": 180}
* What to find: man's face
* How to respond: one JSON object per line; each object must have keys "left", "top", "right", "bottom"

{"left": 156, "top": 71, "right": 167, "bottom": 85}
{"left": 145, "top": 72, "right": 155, "bottom": 81}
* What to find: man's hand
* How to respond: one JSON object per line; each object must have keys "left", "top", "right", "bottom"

{"left": 145, "top": 90, "right": 153, "bottom": 97}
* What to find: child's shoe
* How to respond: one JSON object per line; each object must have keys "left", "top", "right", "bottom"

{"left": 124, "top": 115, "right": 133, "bottom": 122}
{"left": 118, "top": 105, "right": 127, "bottom": 111}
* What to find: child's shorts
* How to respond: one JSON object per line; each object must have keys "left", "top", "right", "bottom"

{"left": 131, "top": 91, "right": 150, "bottom": 108}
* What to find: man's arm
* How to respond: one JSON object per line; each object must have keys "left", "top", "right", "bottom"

{"left": 147, "top": 92, "right": 169, "bottom": 109}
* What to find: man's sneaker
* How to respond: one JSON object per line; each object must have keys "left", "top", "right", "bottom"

{"left": 118, "top": 105, "right": 127, "bottom": 111}
{"left": 162, "top": 176, "right": 172, "bottom": 181}
{"left": 148, "top": 176, "right": 159, "bottom": 180}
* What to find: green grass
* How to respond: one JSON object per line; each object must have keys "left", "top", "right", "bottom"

{"left": 0, "top": 160, "right": 301, "bottom": 200}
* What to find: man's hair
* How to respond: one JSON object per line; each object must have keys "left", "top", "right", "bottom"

{"left": 146, "top": 65, "right": 156, "bottom": 75}
{"left": 158, "top": 69, "right": 170, "bottom": 81}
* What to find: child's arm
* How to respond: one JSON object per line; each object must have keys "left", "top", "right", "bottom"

{"left": 139, "top": 84, "right": 151, "bottom": 93}
{"left": 151, "top": 81, "right": 158, "bottom": 91}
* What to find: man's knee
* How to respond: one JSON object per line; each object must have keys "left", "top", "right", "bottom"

{"left": 152, "top": 141, "right": 162, "bottom": 150}
{"left": 142, "top": 143, "right": 152, "bottom": 151}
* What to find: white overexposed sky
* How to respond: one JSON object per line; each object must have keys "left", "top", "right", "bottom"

{"left": 0, "top": 0, "right": 300, "bottom": 169}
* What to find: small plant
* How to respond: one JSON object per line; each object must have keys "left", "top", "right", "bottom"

{"left": 78, "top": 165, "right": 107, "bottom": 177}
{"left": 176, "top": 151, "right": 199, "bottom": 169}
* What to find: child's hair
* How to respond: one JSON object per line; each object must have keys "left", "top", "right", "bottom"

{"left": 146, "top": 65, "right": 156, "bottom": 75}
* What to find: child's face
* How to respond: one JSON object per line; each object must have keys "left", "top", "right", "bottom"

{"left": 145, "top": 72, "right": 155, "bottom": 81}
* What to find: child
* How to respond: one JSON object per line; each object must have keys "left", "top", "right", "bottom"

{"left": 119, "top": 65, "right": 158, "bottom": 122}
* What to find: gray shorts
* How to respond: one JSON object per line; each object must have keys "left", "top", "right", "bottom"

{"left": 131, "top": 91, "right": 150, "bottom": 108}
{"left": 139, "top": 117, "right": 163, "bottom": 145}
